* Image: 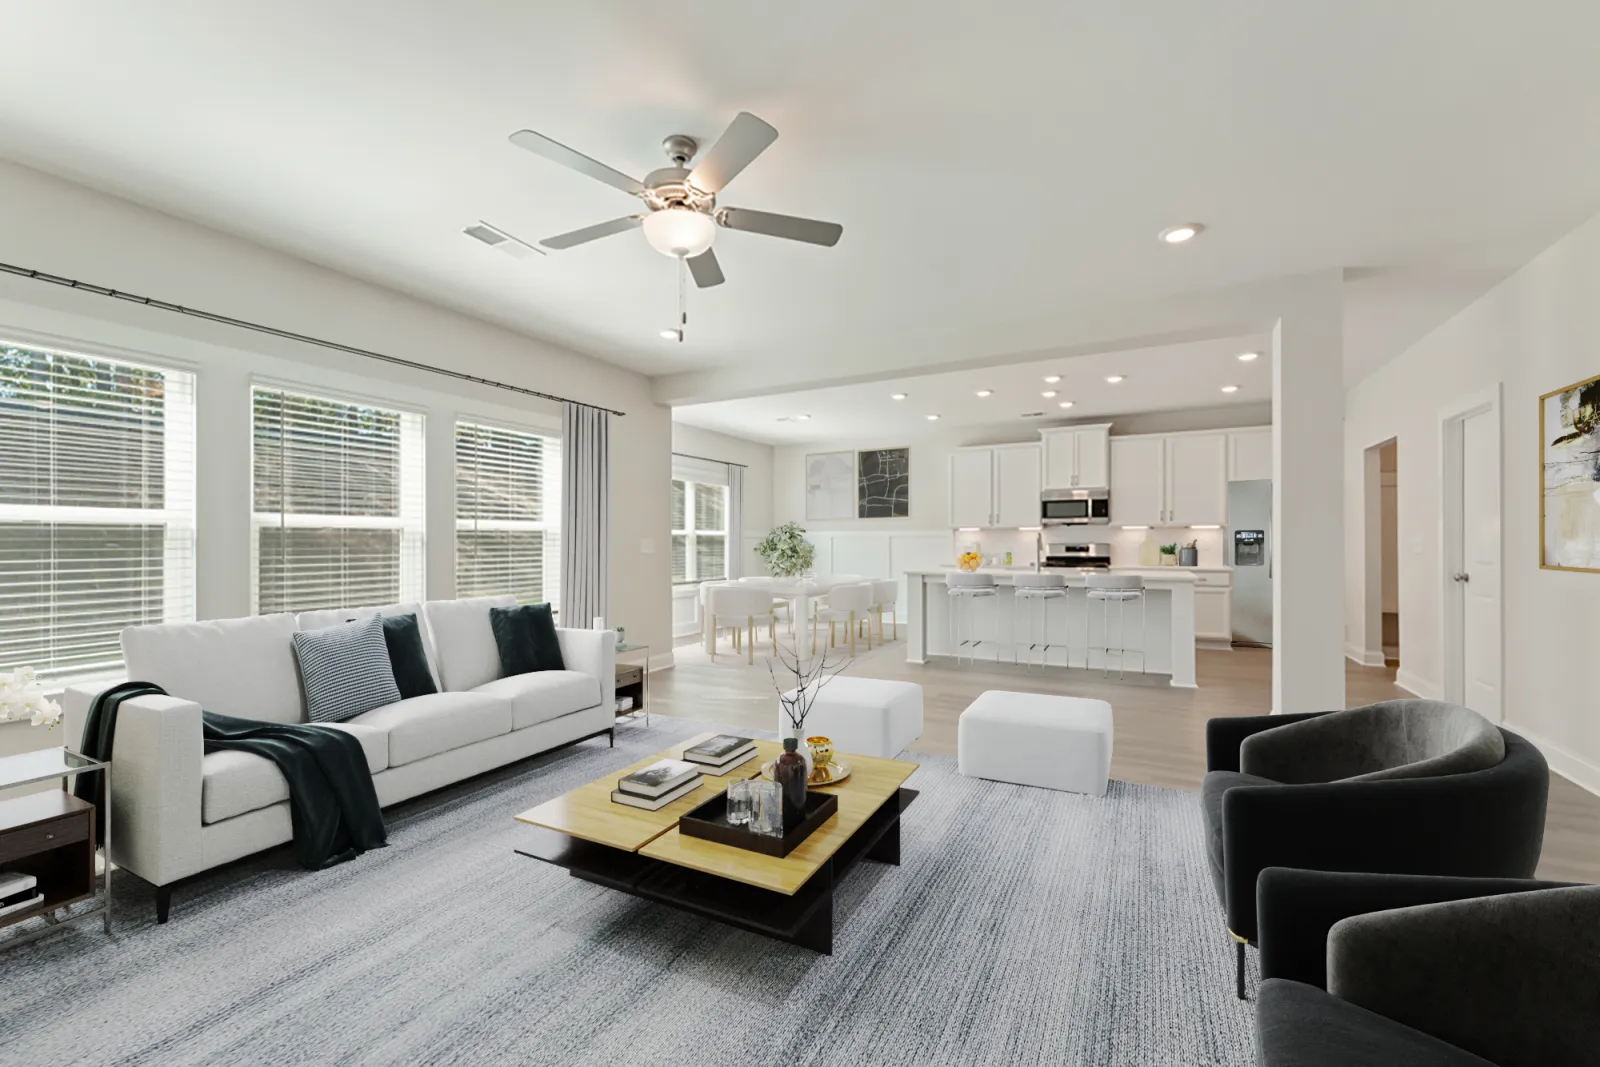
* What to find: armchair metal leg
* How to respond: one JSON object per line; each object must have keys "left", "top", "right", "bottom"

{"left": 157, "top": 884, "right": 173, "bottom": 924}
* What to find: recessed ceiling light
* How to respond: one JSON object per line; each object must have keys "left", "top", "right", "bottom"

{"left": 1159, "top": 223, "right": 1204, "bottom": 244}
{"left": 796, "top": 413, "right": 812, "bottom": 420}
{"left": 1220, "top": 385, "right": 1239, "bottom": 394}
{"left": 1043, "top": 375, "right": 1061, "bottom": 384}
{"left": 658, "top": 328, "right": 680, "bottom": 341}
{"left": 926, "top": 414, "right": 941, "bottom": 421}
{"left": 1041, "top": 390, "right": 1057, "bottom": 398}
{"left": 975, "top": 389, "right": 993, "bottom": 398}
{"left": 890, "top": 393, "right": 908, "bottom": 401}
{"left": 1105, "top": 375, "right": 1125, "bottom": 384}
{"left": 1058, "top": 400, "right": 1075, "bottom": 409}
{"left": 1238, "top": 351, "right": 1260, "bottom": 362}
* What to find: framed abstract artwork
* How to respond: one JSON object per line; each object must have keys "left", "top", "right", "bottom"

{"left": 1540, "top": 372, "right": 1600, "bottom": 571}
{"left": 805, "top": 451, "right": 855, "bottom": 521}
{"left": 857, "top": 447, "right": 910, "bottom": 518}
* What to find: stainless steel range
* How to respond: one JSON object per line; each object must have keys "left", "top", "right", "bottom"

{"left": 1040, "top": 529, "right": 1113, "bottom": 570}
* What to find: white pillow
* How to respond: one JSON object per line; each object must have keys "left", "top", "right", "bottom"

{"left": 422, "top": 596, "right": 516, "bottom": 692}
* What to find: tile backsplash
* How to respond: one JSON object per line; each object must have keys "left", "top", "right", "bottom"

{"left": 947, "top": 526, "right": 1229, "bottom": 568}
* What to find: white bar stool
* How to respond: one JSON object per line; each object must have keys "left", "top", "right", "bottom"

{"left": 946, "top": 572, "right": 998, "bottom": 665}
{"left": 1011, "top": 573, "right": 1067, "bottom": 668}
{"left": 1084, "top": 574, "right": 1145, "bottom": 678}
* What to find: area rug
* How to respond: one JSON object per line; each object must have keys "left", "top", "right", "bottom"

{"left": 0, "top": 719, "right": 1254, "bottom": 1066}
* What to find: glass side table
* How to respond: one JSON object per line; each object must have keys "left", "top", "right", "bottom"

{"left": 0, "top": 747, "right": 111, "bottom": 950}
{"left": 614, "top": 642, "right": 650, "bottom": 728}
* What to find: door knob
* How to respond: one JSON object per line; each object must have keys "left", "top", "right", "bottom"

{"left": 1453, "top": 572, "right": 1470, "bottom": 583}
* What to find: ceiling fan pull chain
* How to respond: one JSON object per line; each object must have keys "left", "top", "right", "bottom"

{"left": 678, "top": 255, "right": 687, "bottom": 342}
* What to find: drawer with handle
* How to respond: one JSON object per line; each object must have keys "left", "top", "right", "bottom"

{"left": 615, "top": 664, "right": 644, "bottom": 688}
{"left": 0, "top": 812, "right": 90, "bottom": 865}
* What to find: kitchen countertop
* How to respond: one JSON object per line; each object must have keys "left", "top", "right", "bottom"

{"left": 911, "top": 566, "right": 1198, "bottom": 583}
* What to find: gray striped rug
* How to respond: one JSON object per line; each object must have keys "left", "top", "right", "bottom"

{"left": 0, "top": 719, "right": 1253, "bottom": 1066}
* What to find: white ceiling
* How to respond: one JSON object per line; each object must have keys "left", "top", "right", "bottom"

{"left": 0, "top": 3, "right": 1596, "bottom": 388}
{"left": 674, "top": 335, "right": 1271, "bottom": 444}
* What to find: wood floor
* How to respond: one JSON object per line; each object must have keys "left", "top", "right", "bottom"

{"left": 649, "top": 631, "right": 1600, "bottom": 883}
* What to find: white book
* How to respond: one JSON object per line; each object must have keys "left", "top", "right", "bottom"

{"left": 617, "top": 758, "right": 701, "bottom": 798}
{"left": 0, "top": 892, "right": 44, "bottom": 919}
{"left": 610, "top": 776, "right": 702, "bottom": 811}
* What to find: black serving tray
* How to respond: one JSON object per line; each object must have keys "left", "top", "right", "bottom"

{"left": 678, "top": 790, "right": 839, "bottom": 858}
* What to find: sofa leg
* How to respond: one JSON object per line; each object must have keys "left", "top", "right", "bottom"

{"left": 1236, "top": 940, "right": 1246, "bottom": 1000}
{"left": 608, "top": 728, "right": 615, "bottom": 749}
{"left": 157, "top": 885, "right": 172, "bottom": 924}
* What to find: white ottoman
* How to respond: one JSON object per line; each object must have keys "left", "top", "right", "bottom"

{"left": 780, "top": 677, "right": 923, "bottom": 759}
{"left": 957, "top": 690, "right": 1113, "bottom": 796}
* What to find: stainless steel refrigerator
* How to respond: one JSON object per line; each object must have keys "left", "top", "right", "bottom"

{"left": 1228, "top": 479, "right": 1273, "bottom": 647}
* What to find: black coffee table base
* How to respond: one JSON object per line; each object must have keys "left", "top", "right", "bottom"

{"left": 515, "top": 787, "right": 918, "bottom": 954}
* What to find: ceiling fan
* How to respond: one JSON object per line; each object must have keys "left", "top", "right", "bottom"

{"left": 497, "top": 112, "right": 843, "bottom": 289}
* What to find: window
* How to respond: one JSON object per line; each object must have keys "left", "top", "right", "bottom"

{"left": 0, "top": 340, "right": 195, "bottom": 683}
{"left": 455, "top": 421, "right": 561, "bottom": 606}
{"left": 671, "top": 479, "right": 728, "bottom": 583}
{"left": 251, "top": 386, "right": 424, "bottom": 614}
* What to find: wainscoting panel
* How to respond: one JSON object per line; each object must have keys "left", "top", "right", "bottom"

{"left": 828, "top": 533, "right": 895, "bottom": 580}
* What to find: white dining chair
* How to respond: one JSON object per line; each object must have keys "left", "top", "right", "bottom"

{"left": 870, "top": 579, "right": 899, "bottom": 643}
{"left": 707, "top": 585, "right": 779, "bottom": 664}
{"left": 812, "top": 581, "right": 876, "bottom": 657}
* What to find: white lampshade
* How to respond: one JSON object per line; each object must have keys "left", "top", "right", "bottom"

{"left": 642, "top": 208, "right": 716, "bottom": 258}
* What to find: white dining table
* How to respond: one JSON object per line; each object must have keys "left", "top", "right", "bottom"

{"left": 701, "top": 575, "right": 865, "bottom": 659}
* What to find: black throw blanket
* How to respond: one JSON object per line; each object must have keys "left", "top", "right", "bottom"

{"left": 76, "top": 681, "right": 387, "bottom": 870}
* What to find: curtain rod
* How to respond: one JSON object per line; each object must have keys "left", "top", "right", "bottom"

{"left": 673, "top": 450, "right": 748, "bottom": 469}
{"left": 0, "top": 260, "right": 626, "bottom": 417}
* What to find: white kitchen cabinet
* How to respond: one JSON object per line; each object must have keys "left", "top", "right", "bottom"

{"left": 950, "top": 444, "right": 1040, "bottom": 528}
{"left": 1195, "top": 587, "right": 1233, "bottom": 643}
{"left": 1228, "top": 427, "right": 1272, "bottom": 482}
{"left": 1165, "top": 433, "right": 1228, "bottom": 525}
{"left": 1040, "top": 424, "right": 1111, "bottom": 490}
{"left": 949, "top": 449, "right": 995, "bottom": 528}
{"left": 1109, "top": 435, "right": 1165, "bottom": 525}
{"left": 993, "top": 444, "right": 1043, "bottom": 527}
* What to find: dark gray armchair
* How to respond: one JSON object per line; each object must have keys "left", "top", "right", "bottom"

{"left": 1201, "top": 701, "right": 1549, "bottom": 997}
{"left": 1255, "top": 870, "right": 1600, "bottom": 1066}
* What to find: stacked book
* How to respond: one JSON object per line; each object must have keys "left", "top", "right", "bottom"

{"left": 682, "top": 735, "right": 758, "bottom": 774}
{"left": 611, "top": 759, "right": 702, "bottom": 810}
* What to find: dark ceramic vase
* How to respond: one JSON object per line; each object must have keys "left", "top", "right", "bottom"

{"left": 773, "top": 736, "right": 808, "bottom": 827}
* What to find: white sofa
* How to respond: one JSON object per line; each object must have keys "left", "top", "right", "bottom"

{"left": 61, "top": 595, "right": 615, "bottom": 921}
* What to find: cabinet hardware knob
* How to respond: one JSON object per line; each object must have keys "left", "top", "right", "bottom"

{"left": 45, "top": 832, "right": 54, "bottom": 840}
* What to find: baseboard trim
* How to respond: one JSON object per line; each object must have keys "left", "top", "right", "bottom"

{"left": 1344, "top": 643, "right": 1387, "bottom": 668}
{"left": 1392, "top": 669, "right": 1440, "bottom": 700}
{"left": 1501, "top": 720, "right": 1600, "bottom": 799}
{"left": 647, "top": 652, "right": 676, "bottom": 672}
{"left": 1196, "top": 638, "right": 1233, "bottom": 652}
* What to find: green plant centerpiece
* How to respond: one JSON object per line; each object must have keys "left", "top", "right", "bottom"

{"left": 755, "top": 521, "right": 816, "bottom": 578}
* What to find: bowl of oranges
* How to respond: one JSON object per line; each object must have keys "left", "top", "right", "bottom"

{"left": 957, "top": 551, "right": 983, "bottom": 572}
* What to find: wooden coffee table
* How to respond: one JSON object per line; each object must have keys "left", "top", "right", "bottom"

{"left": 513, "top": 734, "right": 919, "bottom": 953}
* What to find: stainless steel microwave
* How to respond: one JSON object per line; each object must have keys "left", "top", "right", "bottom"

{"left": 1040, "top": 488, "right": 1110, "bottom": 525}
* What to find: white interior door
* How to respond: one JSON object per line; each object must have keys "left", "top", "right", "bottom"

{"left": 1458, "top": 407, "right": 1502, "bottom": 719}
{"left": 994, "top": 446, "right": 1042, "bottom": 527}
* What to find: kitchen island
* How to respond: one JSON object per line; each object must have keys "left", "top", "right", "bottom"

{"left": 904, "top": 568, "right": 1198, "bottom": 687}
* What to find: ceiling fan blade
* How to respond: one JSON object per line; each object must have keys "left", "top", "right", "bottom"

{"left": 463, "top": 221, "right": 544, "bottom": 260}
{"left": 540, "top": 215, "right": 643, "bottom": 250}
{"left": 717, "top": 207, "right": 842, "bottom": 247}
{"left": 509, "top": 130, "right": 645, "bottom": 196}
{"left": 686, "top": 248, "right": 725, "bottom": 288}
{"left": 688, "top": 112, "right": 778, "bottom": 193}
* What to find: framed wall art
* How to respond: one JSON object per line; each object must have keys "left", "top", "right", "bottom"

{"left": 1540, "top": 372, "right": 1600, "bottom": 571}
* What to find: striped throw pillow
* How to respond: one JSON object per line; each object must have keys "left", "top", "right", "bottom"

{"left": 292, "top": 615, "right": 403, "bottom": 723}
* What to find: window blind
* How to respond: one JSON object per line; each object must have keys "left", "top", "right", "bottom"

{"left": 455, "top": 421, "right": 561, "bottom": 606}
{"left": 670, "top": 478, "right": 727, "bottom": 584}
{"left": 251, "top": 386, "right": 425, "bottom": 614}
{"left": 0, "top": 341, "right": 196, "bottom": 684}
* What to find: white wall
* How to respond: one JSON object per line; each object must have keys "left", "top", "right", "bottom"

{"left": 1345, "top": 208, "right": 1600, "bottom": 794}
{"left": 0, "top": 160, "right": 672, "bottom": 653}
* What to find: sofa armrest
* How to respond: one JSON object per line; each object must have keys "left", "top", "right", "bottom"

{"left": 555, "top": 627, "right": 616, "bottom": 714}
{"left": 102, "top": 693, "right": 205, "bottom": 887}
{"left": 1330, "top": 884, "right": 1600, "bottom": 1066}
{"left": 61, "top": 682, "right": 117, "bottom": 753}
{"left": 1206, "top": 713, "right": 1325, "bottom": 772}
{"left": 1258, "top": 868, "right": 1575, "bottom": 990}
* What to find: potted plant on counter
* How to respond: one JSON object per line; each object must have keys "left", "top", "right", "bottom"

{"left": 1159, "top": 542, "right": 1178, "bottom": 566}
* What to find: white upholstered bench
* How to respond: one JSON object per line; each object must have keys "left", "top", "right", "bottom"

{"left": 957, "top": 690, "right": 1113, "bottom": 796}
{"left": 780, "top": 677, "right": 923, "bottom": 759}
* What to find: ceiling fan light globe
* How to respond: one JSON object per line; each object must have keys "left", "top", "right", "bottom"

{"left": 642, "top": 208, "right": 716, "bottom": 258}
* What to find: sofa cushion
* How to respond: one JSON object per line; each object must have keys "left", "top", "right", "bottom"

{"left": 472, "top": 670, "right": 601, "bottom": 731}
{"left": 292, "top": 616, "right": 403, "bottom": 723}
{"left": 296, "top": 602, "right": 442, "bottom": 693}
{"left": 124, "top": 613, "right": 304, "bottom": 724}
{"left": 489, "top": 603, "right": 566, "bottom": 676}
{"left": 1256, "top": 979, "right": 1493, "bottom": 1067}
{"left": 200, "top": 721, "right": 388, "bottom": 825}
{"left": 347, "top": 691, "right": 512, "bottom": 767}
{"left": 1200, "top": 769, "right": 1277, "bottom": 907}
{"left": 422, "top": 596, "right": 516, "bottom": 692}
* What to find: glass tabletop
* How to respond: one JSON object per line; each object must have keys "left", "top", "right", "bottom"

{"left": 0, "top": 746, "right": 107, "bottom": 790}
{"left": 615, "top": 642, "right": 650, "bottom": 654}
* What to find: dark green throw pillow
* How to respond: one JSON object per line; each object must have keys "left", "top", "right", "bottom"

{"left": 350, "top": 613, "right": 437, "bottom": 700}
{"left": 489, "top": 603, "right": 566, "bottom": 677}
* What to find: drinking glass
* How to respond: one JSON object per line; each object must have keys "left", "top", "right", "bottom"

{"left": 726, "top": 779, "right": 753, "bottom": 827}
{"left": 751, "top": 781, "right": 784, "bottom": 836}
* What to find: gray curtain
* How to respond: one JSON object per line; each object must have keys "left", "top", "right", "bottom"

{"left": 560, "top": 403, "right": 609, "bottom": 628}
{"left": 726, "top": 463, "right": 744, "bottom": 579}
